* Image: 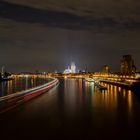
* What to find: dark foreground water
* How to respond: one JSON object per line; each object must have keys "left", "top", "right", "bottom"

{"left": 0, "top": 78, "right": 140, "bottom": 140}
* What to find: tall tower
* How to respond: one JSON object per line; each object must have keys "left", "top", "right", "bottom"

{"left": 121, "top": 55, "right": 136, "bottom": 75}
{"left": 1, "top": 66, "right": 5, "bottom": 78}
{"left": 71, "top": 62, "right": 76, "bottom": 73}
{"left": 102, "top": 65, "right": 110, "bottom": 74}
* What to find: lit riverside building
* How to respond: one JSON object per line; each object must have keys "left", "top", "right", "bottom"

{"left": 70, "top": 62, "right": 76, "bottom": 73}
{"left": 102, "top": 65, "right": 110, "bottom": 74}
{"left": 121, "top": 55, "right": 136, "bottom": 75}
{"left": 63, "top": 62, "right": 76, "bottom": 74}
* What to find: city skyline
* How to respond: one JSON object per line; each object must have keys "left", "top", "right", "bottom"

{"left": 0, "top": 54, "right": 139, "bottom": 74}
{"left": 0, "top": 1, "right": 140, "bottom": 72}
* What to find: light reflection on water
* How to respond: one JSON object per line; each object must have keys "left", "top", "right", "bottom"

{"left": 62, "top": 78, "right": 135, "bottom": 121}
{"left": 0, "top": 78, "right": 136, "bottom": 119}
{"left": 1, "top": 78, "right": 140, "bottom": 139}
{"left": 89, "top": 80, "right": 133, "bottom": 118}
{"left": 0, "top": 77, "right": 51, "bottom": 97}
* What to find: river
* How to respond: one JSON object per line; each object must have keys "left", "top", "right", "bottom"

{"left": 0, "top": 78, "right": 140, "bottom": 140}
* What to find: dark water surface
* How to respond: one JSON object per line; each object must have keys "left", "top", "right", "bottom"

{"left": 1, "top": 78, "right": 140, "bottom": 140}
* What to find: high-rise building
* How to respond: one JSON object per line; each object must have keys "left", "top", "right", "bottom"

{"left": 102, "top": 65, "right": 110, "bottom": 74}
{"left": 1, "top": 66, "right": 5, "bottom": 78}
{"left": 121, "top": 55, "right": 136, "bottom": 75}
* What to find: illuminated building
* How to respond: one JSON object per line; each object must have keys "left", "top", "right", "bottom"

{"left": 1, "top": 66, "right": 5, "bottom": 78}
{"left": 63, "top": 62, "right": 76, "bottom": 74}
{"left": 102, "top": 65, "right": 110, "bottom": 74}
{"left": 121, "top": 55, "right": 136, "bottom": 75}
{"left": 71, "top": 62, "right": 76, "bottom": 73}
{"left": 63, "top": 66, "right": 72, "bottom": 74}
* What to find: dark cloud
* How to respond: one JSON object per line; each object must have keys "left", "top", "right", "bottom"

{"left": 3, "top": 0, "right": 140, "bottom": 18}
{"left": 0, "top": 1, "right": 140, "bottom": 31}
{"left": 0, "top": 1, "right": 140, "bottom": 72}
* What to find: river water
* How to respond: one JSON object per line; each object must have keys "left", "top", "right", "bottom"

{"left": 0, "top": 78, "right": 140, "bottom": 140}
{"left": 0, "top": 76, "right": 51, "bottom": 97}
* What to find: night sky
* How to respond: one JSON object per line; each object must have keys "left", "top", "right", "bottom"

{"left": 0, "top": 0, "right": 140, "bottom": 72}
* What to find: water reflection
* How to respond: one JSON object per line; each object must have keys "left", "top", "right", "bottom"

{"left": 64, "top": 79, "right": 79, "bottom": 116}
{"left": 1, "top": 78, "right": 140, "bottom": 140}
{"left": 0, "top": 77, "right": 51, "bottom": 97}
{"left": 62, "top": 79, "right": 134, "bottom": 120}
{"left": 91, "top": 81, "right": 134, "bottom": 118}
